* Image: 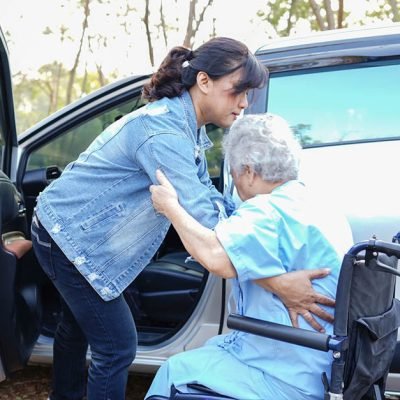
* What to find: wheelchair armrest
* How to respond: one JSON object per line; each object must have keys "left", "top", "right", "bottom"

{"left": 227, "top": 314, "right": 344, "bottom": 352}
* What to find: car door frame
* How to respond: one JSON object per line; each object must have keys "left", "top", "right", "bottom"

{"left": 0, "top": 27, "right": 43, "bottom": 382}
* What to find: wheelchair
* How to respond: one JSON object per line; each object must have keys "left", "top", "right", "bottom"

{"left": 148, "top": 234, "right": 400, "bottom": 400}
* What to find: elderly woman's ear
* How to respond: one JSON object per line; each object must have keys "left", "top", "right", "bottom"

{"left": 244, "top": 165, "right": 256, "bottom": 183}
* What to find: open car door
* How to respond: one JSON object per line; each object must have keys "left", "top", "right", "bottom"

{"left": 0, "top": 27, "right": 42, "bottom": 382}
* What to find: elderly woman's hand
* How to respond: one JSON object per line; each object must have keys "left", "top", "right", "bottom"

{"left": 149, "top": 169, "right": 179, "bottom": 217}
{"left": 255, "top": 268, "right": 335, "bottom": 333}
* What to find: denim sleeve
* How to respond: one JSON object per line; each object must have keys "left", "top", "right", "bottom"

{"left": 136, "top": 133, "right": 222, "bottom": 229}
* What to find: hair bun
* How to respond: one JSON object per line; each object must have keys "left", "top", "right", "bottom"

{"left": 186, "top": 50, "right": 194, "bottom": 60}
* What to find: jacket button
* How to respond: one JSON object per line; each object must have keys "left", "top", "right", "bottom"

{"left": 51, "top": 223, "right": 61, "bottom": 234}
{"left": 74, "top": 256, "right": 86, "bottom": 266}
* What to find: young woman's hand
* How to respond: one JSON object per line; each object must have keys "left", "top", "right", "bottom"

{"left": 150, "top": 169, "right": 179, "bottom": 217}
{"left": 255, "top": 268, "right": 335, "bottom": 333}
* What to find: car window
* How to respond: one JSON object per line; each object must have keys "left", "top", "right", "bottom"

{"left": 26, "top": 96, "right": 146, "bottom": 171}
{"left": 26, "top": 97, "right": 225, "bottom": 178}
{"left": 267, "top": 62, "right": 400, "bottom": 147}
{"left": 205, "top": 124, "right": 224, "bottom": 178}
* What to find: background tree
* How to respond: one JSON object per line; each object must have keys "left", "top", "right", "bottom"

{"left": 66, "top": 0, "right": 91, "bottom": 104}
{"left": 183, "top": 0, "right": 214, "bottom": 48}
{"left": 143, "top": 0, "right": 155, "bottom": 67}
{"left": 257, "top": 0, "right": 350, "bottom": 36}
{"left": 41, "top": 25, "right": 72, "bottom": 113}
{"left": 365, "top": 0, "right": 400, "bottom": 23}
{"left": 3, "top": 0, "right": 398, "bottom": 134}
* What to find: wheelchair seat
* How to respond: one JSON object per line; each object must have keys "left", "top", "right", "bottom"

{"left": 148, "top": 236, "right": 400, "bottom": 400}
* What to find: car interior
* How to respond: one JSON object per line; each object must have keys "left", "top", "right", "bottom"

{"left": 0, "top": 170, "right": 42, "bottom": 374}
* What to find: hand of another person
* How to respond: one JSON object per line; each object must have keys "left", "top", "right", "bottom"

{"left": 149, "top": 169, "right": 179, "bottom": 216}
{"left": 255, "top": 269, "right": 335, "bottom": 333}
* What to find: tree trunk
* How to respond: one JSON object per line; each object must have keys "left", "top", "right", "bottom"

{"left": 338, "top": 0, "right": 344, "bottom": 28}
{"left": 96, "top": 65, "right": 106, "bottom": 87}
{"left": 66, "top": 0, "right": 90, "bottom": 105}
{"left": 81, "top": 64, "right": 88, "bottom": 94}
{"left": 87, "top": 34, "right": 106, "bottom": 87}
{"left": 284, "top": 0, "right": 298, "bottom": 36}
{"left": 389, "top": 0, "right": 400, "bottom": 22}
{"left": 323, "top": 0, "right": 335, "bottom": 29}
{"left": 54, "top": 62, "right": 62, "bottom": 112}
{"left": 160, "top": 0, "right": 168, "bottom": 48}
{"left": 183, "top": 0, "right": 213, "bottom": 48}
{"left": 309, "top": 0, "right": 326, "bottom": 30}
{"left": 183, "top": 0, "right": 196, "bottom": 48}
{"left": 143, "top": 0, "right": 155, "bottom": 67}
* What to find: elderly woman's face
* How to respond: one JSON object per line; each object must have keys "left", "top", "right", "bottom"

{"left": 231, "top": 167, "right": 253, "bottom": 201}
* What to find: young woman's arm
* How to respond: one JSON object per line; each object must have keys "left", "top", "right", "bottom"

{"left": 150, "top": 169, "right": 236, "bottom": 278}
{"left": 150, "top": 169, "right": 335, "bottom": 332}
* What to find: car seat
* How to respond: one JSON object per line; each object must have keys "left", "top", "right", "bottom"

{"left": 147, "top": 235, "right": 400, "bottom": 400}
{"left": 0, "top": 170, "right": 41, "bottom": 374}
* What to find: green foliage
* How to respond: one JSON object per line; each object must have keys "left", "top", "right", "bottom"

{"left": 5, "top": 0, "right": 398, "bottom": 138}
{"left": 205, "top": 124, "right": 225, "bottom": 177}
{"left": 257, "top": 0, "right": 351, "bottom": 35}
{"left": 257, "top": 0, "right": 314, "bottom": 36}
{"left": 365, "top": 0, "right": 400, "bottom": 22}
{"left": 27, "top": 97, "right": 145, "bottom": 171}
{"left": 291, "top": 123, "right": 315, "bottom": 146}
{"left": 13, "top": 65, "right": 107, "bottom": 134}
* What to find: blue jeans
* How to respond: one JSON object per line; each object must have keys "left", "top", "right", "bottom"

{"left": 31, "top": 214, "right": 137, "bottom": 400}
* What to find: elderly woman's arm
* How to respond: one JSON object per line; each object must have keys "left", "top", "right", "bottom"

{"left": 150, "top": 170, "right": 334, "bottom": 332}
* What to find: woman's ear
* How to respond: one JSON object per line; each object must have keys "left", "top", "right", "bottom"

{"left": 196, "top": 71, "right": 211, "bottom": 94}
{"left": 245, "top": 165, "right": 257, "bottom": 187}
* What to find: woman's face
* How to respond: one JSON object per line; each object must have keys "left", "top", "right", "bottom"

{"left": 231, "top": 167, "right": 253, "bottom": 202}
{"left": 204, "top": 69, "right": 249, "bottom": 129}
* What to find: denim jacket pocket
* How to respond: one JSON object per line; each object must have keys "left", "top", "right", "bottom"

{"left": 80, "top": 203, "right": 125, "bottom": 232}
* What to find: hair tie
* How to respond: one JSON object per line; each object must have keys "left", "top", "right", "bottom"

{"left": 182, "top": 60, "right": 190, "bottom": 68}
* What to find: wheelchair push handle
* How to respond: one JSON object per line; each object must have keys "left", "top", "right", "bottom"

{"left": 227, "top": 314, "right": 336, "bottom": 352}
{"left": 371, "top": 239, "right": 400, "bottom": 258}
{"left": 348, "top": 238, "right": 400, "bottom": 258}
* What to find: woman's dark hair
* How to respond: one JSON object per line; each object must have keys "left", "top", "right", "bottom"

{"left": 142, "top": 37, "right": 268, "bottom": 102}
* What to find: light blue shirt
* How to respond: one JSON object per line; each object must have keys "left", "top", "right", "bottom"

{"left": 214, "top": 180, "right": 353, "bottom": 399}
{"left": 36, "top": 90, "right": 225, "bottom": 301}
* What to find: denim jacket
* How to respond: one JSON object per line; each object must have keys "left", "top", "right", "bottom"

{"left": 36, "top": 90, "right": 225, "bottom": 301}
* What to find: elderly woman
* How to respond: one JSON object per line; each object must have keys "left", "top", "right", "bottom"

{"left": 146, "top": 114, "right": 353, "bottom": 400}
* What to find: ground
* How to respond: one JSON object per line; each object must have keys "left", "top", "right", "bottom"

{"left": 0, "top": 366, "right": 153, "bottom": 399}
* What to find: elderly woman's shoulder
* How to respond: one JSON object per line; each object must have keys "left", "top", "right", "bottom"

{"left": 238, "top": 194, "right": 278, "bottom": 216}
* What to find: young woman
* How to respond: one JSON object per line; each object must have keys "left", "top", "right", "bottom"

{"left": 31, "top": 37, "right": 332, "bottom": 400}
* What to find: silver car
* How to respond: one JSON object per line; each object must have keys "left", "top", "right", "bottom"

{"left": 1, "top": 23, "right": 400, "bottom": 395}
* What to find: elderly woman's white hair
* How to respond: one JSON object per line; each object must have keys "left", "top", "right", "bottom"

{"left": 223, "top": 113, "right": 301, "bottom": 183}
